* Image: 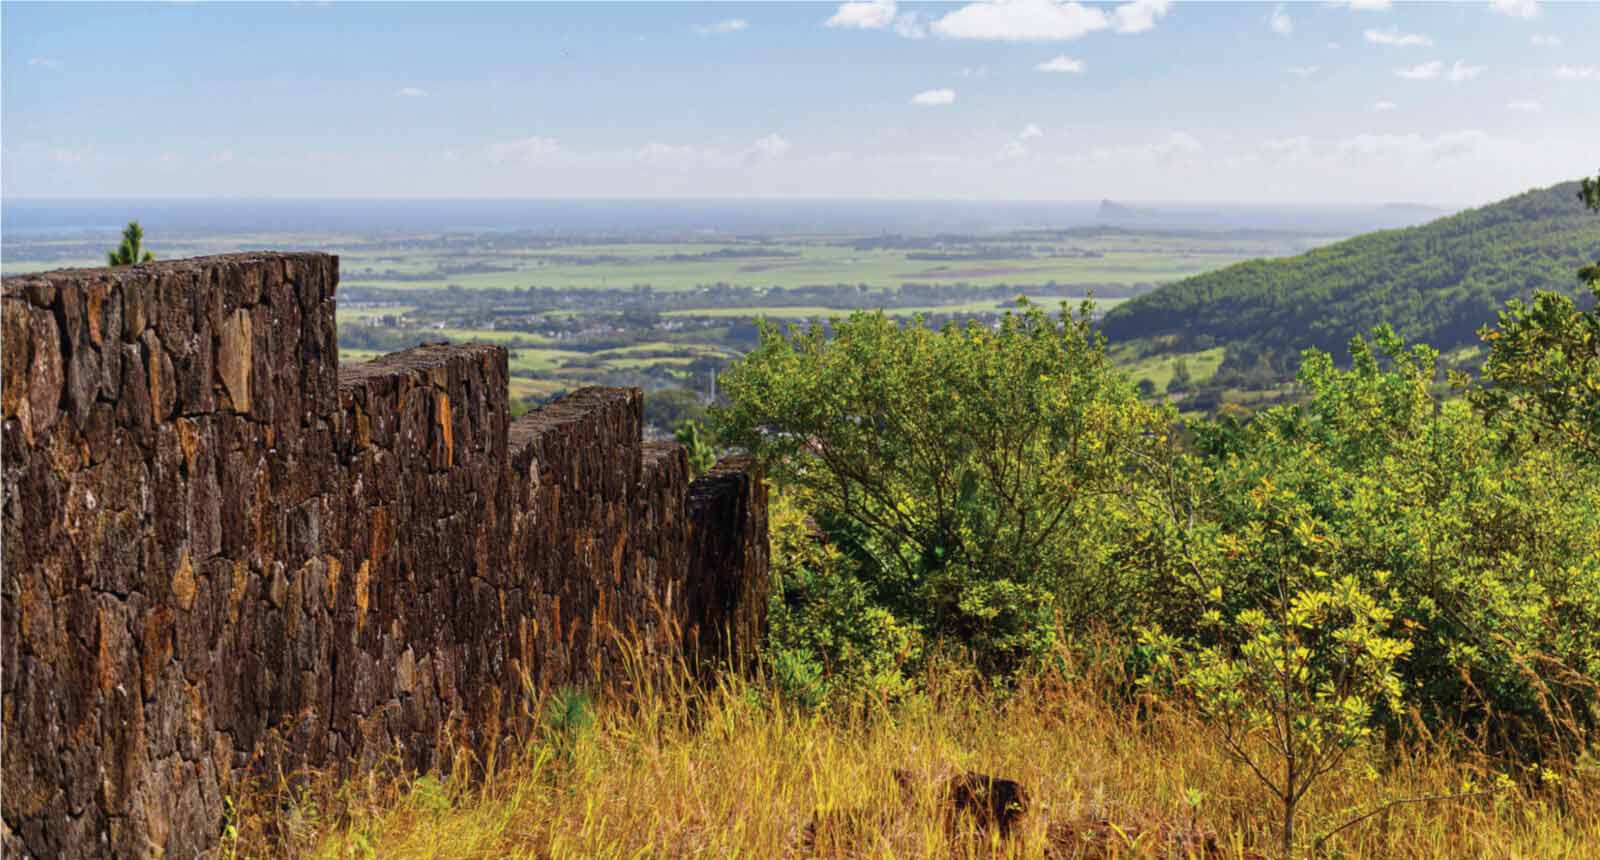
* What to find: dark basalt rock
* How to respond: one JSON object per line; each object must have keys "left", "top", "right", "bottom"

{"left": 2, "top": 253, "right": 769, "bottom": 859}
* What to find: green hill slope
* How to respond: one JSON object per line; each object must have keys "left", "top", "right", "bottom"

{"left": 1100, "top": 181, "right": 1600, "bottom": 363}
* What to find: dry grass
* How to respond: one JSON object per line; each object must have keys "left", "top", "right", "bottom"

{"left": 234, "top": 653, "right": 1600, "bottom": 860}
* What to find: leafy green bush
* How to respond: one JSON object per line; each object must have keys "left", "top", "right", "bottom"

{"left": 764, "top": 485, "right": 919, "bottom": 708}
{"left": 719, "top": 295, "right": 1600, "bottom": 755}
{"left": 717, "top": 301, "right": 1168, "bottom": 675}
{"left": 1158, "top": 328, "right": 1600, "bottom": 754}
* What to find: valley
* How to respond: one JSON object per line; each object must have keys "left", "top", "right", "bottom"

{"left": 3, "top": 223, "right": 1328, "bottom": 415}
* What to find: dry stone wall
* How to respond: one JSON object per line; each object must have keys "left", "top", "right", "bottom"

{"left": 1, "top": 253, "right": 769, "bottom": 859}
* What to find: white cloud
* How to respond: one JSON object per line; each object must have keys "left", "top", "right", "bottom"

{"left": 27, "top": 57, "right": 62, "bottom": 69}
{"left": 1260, "top": 136, "right": 1312, "bottom": 160}
{"left": 1331, "top": 0, "right": 1392, "bottom": 10}
{"left": 1553, "top": 65, "right": 1600, "bottom": 81}
{"left": 1373, "top": 100, "right": 1398, "bottom": 111}
{"left": 1326, "top": 41, "right": 1341, "bottom": 49}
{"left": 1530, "top": 34, "right": 1560, "bottom": 47}
{"left": 1036, "top": 54, "right": 1084, "bottom": 73}
{"left": 1395, "top": 60, "right": 1485, "bottom": 82}
{"left": 1112, "top": 0, "right": 1171, "bottom": 34}
{"left": 824, "top": 0, "right": 925, "bottom": 38}
{"left": 211, "top": 150, "right": 235, "bottom": 163}
{"left": 932, "top": 0, "right": 1108, "bottom": 41}
{"left": 483, "top": 136, "right": 563, "bottom": 165}
{"left": 1270, "top": 5, "right": 1292, "bottom": 35}
{"left": 1364, "top": 27, "right": 1431, "bottom": 47}
{"left": 1020, "top": 123, "right": 1044, "bottom": 139}
{"left": 825, "top": 0, "right": 897, "bottom": 29}
{"left": 1489, "top": 0, "right": 1538, "bottom": 18}
{"left": 1506, "top": 100, "right": 1541, "bottom": 112}
{"left": 910, "top": 88, "right": 956, "bottom": 105}
{"left": 1395, "top": 61, "right": 1442, "bottom": 81}
{"left": 959, "top": 65, "right": 989, "bottom": 78}
{"left": 1338, "top": 129, "right": 1488, "bottom": 161}
{"left": 1288, "top": 65, "right": 1320, "bottom": 76}
{"left": 747, "top": 133, "right": 791, "bottom": 161}
{"left": 696, "top": 18, "right": 748, "bottom": 34}
{"left": 395, "top": 87, "right": 428, "bottom": 97}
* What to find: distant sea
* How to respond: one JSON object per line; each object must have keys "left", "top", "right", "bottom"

{"left": 0, "top": 197, "right": 1446, "bottom": 239}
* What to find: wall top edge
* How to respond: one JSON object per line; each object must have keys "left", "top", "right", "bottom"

{"left": 1, "top": 251, "right": 337, "bottom": 296}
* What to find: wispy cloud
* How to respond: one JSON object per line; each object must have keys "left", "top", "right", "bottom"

{"left": 893, "top": 13, "right": 927, "bottom": 38}
{"left": 482, "top": 136, "right": 563, "bottom": 165}
{"left": 1447, "top": 60, "right": 1486, "bottom": 82}
{"left": 1331, "top": 0, "right": 1392, "bottom": 10}
{"left": 1373, "top": 100, "right": 1398, "bottom": 111}
{"left": 1059, "top": 131, "right": 1201, "bottom": 166}
{"left": 746, "top": 133, "right": 791, "bottom": 162}
{"left": 1395, "top": 61, "right": 1442, "bottom": 81}
{"left": 27, "top": 57, "right": 63, "bottom": 69}
{"left": 1530, "top": 34, "right": 1560, "bottom": 47}
{"left": 1553, "top": 65, "right": 1599, "bottom": 81}
{"left": 1270, "top": 5, "right": 1292, "bottom": 35}
{"left": 1506, "top": 100, "right": 1541, "bottom": 112}
{"left": 395, "top": 87, "right": 428, "bottom": 97}
{"left": 1020, "top": 123, "right": 1044, "bottom": 139}
{"left": 1489, "top": 0, "right": 1538, "bottom": 18}
{"left": 696, "top": 18, "right": 748, "bottom": 35}
{"left": 1036, "top": 55, "right": 1084, "bottom": 73}
{"left": 910, "top": 88, "right": 956, "bottom": 105}
{"left": 1260, "top": 136, "right": 1313, "bottom": 161}
{"left": 1288, "top": 65, "right": 1320, "bottom": 77}
{"left": 1364, "top": 27, "right": 1431, "bottom": 47}
{"left": 1339, "top": 129, "right": 1488, "bottom": 161}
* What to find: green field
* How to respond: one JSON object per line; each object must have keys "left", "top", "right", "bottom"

{"left": 662, "top": 296, "right": 1126, "bottom": 320}
{"left": 8, "top": 227, "right": 1321, "bottom": 410}
{"left": 1114, "top": 345, "right": 1226, "bottom": 391}
{"left": 336, "top": 305, "right": 415, "bottom": 322}
{"left": 332, "top": 234, "right": 1311, "bottom": 293}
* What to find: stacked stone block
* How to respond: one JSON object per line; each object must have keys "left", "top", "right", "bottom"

{"left": 1, "top": 253, "right": 768, "bottom": 858}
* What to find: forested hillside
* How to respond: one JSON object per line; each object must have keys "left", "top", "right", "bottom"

{"left": 1100, "top": 181, "right": 1599, "bottom": 365}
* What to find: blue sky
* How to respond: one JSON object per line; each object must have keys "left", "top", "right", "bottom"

{"left": 3, "top": 1, "right": 1595, "bottom": 204}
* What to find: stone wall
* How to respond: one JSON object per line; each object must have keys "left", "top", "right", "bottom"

{"left": 1, "top": 253, "right": 769, "bottom": 859}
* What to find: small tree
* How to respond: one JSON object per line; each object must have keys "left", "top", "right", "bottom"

{"left": 1167, "top": 358, "right": 1193, "bottom": 394}
{"left": 1145, "top": 503, "right": 1412, "bottom": 859}
{"left": 1578, "top": 171, "right": 1598, "bottom": 288}
{"left": 674, "top": 419, "right": 718, "bottom": 478}
{"left": 107, "top": 221, "right": 155, "bottom": 266}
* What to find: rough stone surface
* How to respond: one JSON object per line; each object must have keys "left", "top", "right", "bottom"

{"left": 1, "top": 253, "right": 769, "bottom": 859}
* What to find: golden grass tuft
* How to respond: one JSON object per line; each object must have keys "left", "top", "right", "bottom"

{"left": 232, "top": 651, "right": 1600, "bottom": 860}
